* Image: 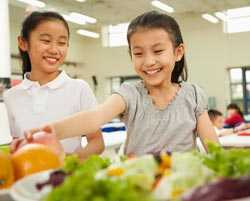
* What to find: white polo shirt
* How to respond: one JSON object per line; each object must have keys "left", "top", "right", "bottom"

{"left": 3, "top": 71, "right": 97, "bottom": 153}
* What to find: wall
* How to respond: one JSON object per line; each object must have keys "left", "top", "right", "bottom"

{"left": 9, "top": 12, "right": 250, "bottom": 112}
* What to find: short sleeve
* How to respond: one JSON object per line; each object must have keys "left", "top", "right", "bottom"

{"left": 193, "top": 84, "right": 208, "bottom": 118}
{"left": 79, "top": 81, "right": 97, "bottom": 111}
{"left": 113, "top": 82, "right": 137, "bottom": 121}
{"left": 3, "top": 91, "right": 16, "bottom": 138}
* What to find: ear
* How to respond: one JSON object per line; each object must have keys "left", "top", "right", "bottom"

{"left": 18, "top": 36, "right": 28, "bottom": 52}
{"left": 175, "top": 43, "right": 185, "bottom": 62}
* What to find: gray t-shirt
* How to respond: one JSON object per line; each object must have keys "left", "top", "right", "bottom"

{"left": 115, "top": 81, "right": 207, "bottom": 155}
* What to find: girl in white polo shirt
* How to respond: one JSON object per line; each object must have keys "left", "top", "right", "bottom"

{"left": 4, "top": 11, "right": 104, "bottom": 159}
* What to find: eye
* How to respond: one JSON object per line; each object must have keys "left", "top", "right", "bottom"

{"left": 40, "top": 39, "right": 50, "bottom": 43}
{"left": 154, "top": 50, "right": 164, "bottom": 54}
{"left": 133, "top": 52, "right": 143, "bottom": 57}
{"left": 58, "top": 41, "right": 67, "bottom": 46}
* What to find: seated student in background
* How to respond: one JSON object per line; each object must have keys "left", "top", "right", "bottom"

{"left": 4, "top": 11, "right": 104, "bottom": 159}
{"left": 208, "top": 109, "right": 224, "bottom": 133}
{"left": 208, "top": 109, "right": 234, "bottom": 136}
{"left": 224, "top": 103, "right": 244, "bottom": 128}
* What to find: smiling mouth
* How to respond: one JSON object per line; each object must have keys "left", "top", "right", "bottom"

{"left": 144, "top": 68, "right": 163, "bottom": 75}
{"left": 44, "top": 57, "right": 59, "bottom": 64}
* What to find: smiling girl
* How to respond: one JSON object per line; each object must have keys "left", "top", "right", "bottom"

{"left": 20, "top": 11, "right": 218, "bottom": 155}
{"left": 4, "top": 11, "right": 104, "bottom": 159}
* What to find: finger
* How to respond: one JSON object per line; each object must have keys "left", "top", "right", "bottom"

{"left": 24, "top": 128, "right": 40, "bottom": 142}
{"left": 42, "top": 125, "right": 54, "bottom": 133}
{"left": 10, "top": 138, "right": 23, "bottom": 153}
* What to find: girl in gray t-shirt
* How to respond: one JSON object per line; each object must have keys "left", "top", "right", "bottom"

{"left": 20, "top": 11, "right": 219, "bottom": 156}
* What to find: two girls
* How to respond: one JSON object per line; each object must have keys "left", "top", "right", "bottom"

{"left": 15, "top": 11, "right": 219, "bottom": 155}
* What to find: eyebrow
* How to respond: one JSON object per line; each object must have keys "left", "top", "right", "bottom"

{"left": 132, "top": 42, "right": 164, "bottom": 50}
{"left": 39, "top": 33, "right": 68, "bottom": 40}
{"left": 152, "top": 43, "right": 164, "bottom": 48}
{"left": 39, "top": 33, "right": 51, "bottom": 38}
{"left": 132, "top": 46, "right": 142, "bottom": 51}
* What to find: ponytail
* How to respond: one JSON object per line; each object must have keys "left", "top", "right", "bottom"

{"left": 19, "top": 48, "right": 31, "bottom": 78}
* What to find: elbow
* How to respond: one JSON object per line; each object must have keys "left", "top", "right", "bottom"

{"left": 97, "top": 136, "right": 105, "bottom": 154}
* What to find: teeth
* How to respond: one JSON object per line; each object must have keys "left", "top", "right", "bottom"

{"left": 45, "top": 57, "right": 57, "bottom": 63}
{"left": 145, "top": 69, "right": 161, "bottom": 75}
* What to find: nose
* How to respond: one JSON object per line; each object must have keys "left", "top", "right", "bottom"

{"left": 48, "top": 42, "right": 59, "bottom": 55}
{"left": 143, "top": 53, "right": 156, "bottom": 68}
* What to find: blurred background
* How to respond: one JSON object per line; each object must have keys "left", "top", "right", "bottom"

{"left": 1, "top": 0, "right": 250, "bottom": 133}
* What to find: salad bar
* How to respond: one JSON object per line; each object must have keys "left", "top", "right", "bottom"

{"left": 3, "top": 143, "right": 250, "bottom": 201}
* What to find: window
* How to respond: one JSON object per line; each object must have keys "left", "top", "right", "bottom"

{"left": 229, "top": 67, "right": 250, "bottom": 114}
{"left": 110, "top": 76, "right": 140, "bottom": 93}
{"left": 102, "top": 23, "right": 129, "bottom": 47}
{"left": 222, "top": 7, "right": 250, "bottom": 33}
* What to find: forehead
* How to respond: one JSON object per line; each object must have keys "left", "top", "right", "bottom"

{"left": 31, "top": 20, "right": 68, "bottom": 38}
{"left": 215, "top": 115, "right": 224, "bottom": 120}
{"left": 129, "top": 28, "right": 173, "bottom": 48}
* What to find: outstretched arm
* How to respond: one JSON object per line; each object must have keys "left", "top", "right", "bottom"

{"left": 74, "top": 130, "right": 104, "bottom": 160}
{"left": 52, "top": 94, "right": 126, "bottom": 139}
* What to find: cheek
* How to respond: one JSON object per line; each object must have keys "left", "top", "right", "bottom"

{"left": 57, "top": 48, "right": 68, "bottom": 61}
{"left": 132, "top": 58, "right": 142, "bottom": 70}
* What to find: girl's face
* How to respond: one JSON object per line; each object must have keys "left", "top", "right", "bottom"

{"left": 129, "top": 28, "right": 184, "bottom": 87}
{"left": 227, "top": 109, "right": 237, "bottom": 118}
{"left": 19, "top": 20, "right": 69, "bottom": 74}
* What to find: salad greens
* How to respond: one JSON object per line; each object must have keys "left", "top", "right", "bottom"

{"left": 154, "top": 152, "right": 215, "bottom": 200}
{"left": 44, "top": 155, "right": 154, "bottom": 201}
{"left": 43, "top": 144, "right": 250, "bottom": 201}
{"left": 97, "top": 155, "right": 158, "bottom": 191}
{"left": 202, "top": 143, "right": 250, "bottom": 178}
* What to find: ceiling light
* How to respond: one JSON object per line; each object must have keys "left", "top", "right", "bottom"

{"left": 16, "top": 0, "right": 45, "bottom": 8}
{"left": 76, "top": 0, "right": 86, "bottom": 2}
{"left": 214, "top": 12, "right": 227, "bottom": 21}
{"left": 70, "top": 12, "right": 97, "bottom": 24}
{"left": 62, "top": 14, "right": 86, "bottom": 25}
{"left": 77, "top": 29, "right": 100, "bottom": 38}
{"left": 151, "top": 0, "right": 174, "bottom": 13}
{"left": 214, "top": 6, "right": 250, "bottom": 33}
{"left": 202, "top": 14, "right": 219, "bottom": 24}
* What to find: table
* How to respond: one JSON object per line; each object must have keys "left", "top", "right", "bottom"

{"left": 219, "top": 134, "right": 250, "bottom": 148}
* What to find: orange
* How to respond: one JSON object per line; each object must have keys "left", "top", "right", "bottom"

{"left": 12, "top": 143, "right": 62, "bottom": 180}
{"left": 0, "top": 151, "right": 15, "bottom": 189}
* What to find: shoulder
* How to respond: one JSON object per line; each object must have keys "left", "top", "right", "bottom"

{"left": 114, "top": 81, "right": 144, "bottom": 107}
{"left": 65, "top": 78, "right": 93, "bottom": 92}
{"left": 119, "top": 80, "right": 144, "bottom": 94}
{"left": 181, "top": 82, "right": 206, "bottom": 96}
{"left": 3, "top": 84, "right": 23, "bottom": 101}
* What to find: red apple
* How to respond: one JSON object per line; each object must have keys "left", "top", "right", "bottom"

{"left": 14, "top": 131, "right": 65, "bottom": 163}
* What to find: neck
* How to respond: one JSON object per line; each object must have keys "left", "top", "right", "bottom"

{"left": 29, "top": 70, "right": 60, "bottom": 85}
{"left": 146, "top": 81, "right": 174, "bottom": 96}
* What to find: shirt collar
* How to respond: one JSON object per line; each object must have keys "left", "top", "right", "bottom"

{"left": 21, "top": 71, "right": 70, "bottom": 90}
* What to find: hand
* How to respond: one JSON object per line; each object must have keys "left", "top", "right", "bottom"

{"left": 10, "top": 137, "right": 30, "bottom": 153}
{"left": 11, "top": 125, "right": 65, "bottom": 161}
{"left": 234, "top": 123, "right": 247, "bottom": 133}
{"left": 24, "top": 125, "right": 56, "bottom": 141}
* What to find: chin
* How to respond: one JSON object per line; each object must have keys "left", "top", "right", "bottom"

{"left": 145, "top": 79, "right": 164, "bottom": 87}
{"left": 43, "top": 66, "right": 60, "bottom": 74}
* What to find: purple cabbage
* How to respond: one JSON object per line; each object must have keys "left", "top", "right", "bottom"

{"left": 182, "top": 177, "right": 250, "bottom": 201}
